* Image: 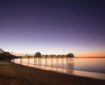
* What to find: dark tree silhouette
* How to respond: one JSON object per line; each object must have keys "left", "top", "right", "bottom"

{"left": 34, "top": 52, "right": 42, "bottom": 57}
{"left": 66, "top": 53, "right": 74, "bottom": 58}
{"left": 0, "top": 48, "right": 16, "bottom": 60}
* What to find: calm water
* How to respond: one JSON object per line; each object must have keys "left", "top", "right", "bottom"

{"left": 13, "top": 58, "right": 105, "bottom": 80}
{"left": 13, "top": 58, "right": 105, "bottom": 73}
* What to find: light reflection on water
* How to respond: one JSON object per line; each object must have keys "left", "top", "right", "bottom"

{"left": 13, "top": 58, "right": 105, "bottom": 73}
{"left": 13, "top": 58, "right": 105, "bottom": 80}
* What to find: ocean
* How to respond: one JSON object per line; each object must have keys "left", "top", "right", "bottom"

{"left": 13, "top": 57, "right": 105, "bottom": 80}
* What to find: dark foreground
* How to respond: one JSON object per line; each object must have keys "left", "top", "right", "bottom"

{"left": 0, "top": 61, "right": 105, "bottom": 85}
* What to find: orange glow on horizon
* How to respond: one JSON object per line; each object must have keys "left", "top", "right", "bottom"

{"left": 3, "top": 48, "right": 105, "bottom": 57}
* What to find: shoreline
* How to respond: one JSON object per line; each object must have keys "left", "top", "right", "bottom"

{"left": 13, "top": 57, "right": 105, "bottom": 73}
{"left": 14, "top": 62, "right": 105, "bottom": 80}
{"left": 0, "top": 61, "right": 105, "bottom": 85}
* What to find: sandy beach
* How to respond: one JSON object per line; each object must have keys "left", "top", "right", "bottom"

{"left": 0, "top": 61, "right": 105, "bottom": 85}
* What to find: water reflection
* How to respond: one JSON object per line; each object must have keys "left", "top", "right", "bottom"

{"left": 66, "top": 58, "right": 74, "bottom": 73}
{"left": 13, "top": 57, "right": 105, "bottom": 73}
{"left": 13, "top": 57, "right": 75, "bottom": 74}
{"left": 12, "top": 57, "right": 105, "bottom": 80}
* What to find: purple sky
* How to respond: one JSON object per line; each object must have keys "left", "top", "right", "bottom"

{"left": 0, "top": 0, "right": 105, "bottom": 56}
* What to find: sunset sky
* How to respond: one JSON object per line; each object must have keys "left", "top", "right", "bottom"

{"left": 0, "top": 0, "right": 105, "bottom": 57}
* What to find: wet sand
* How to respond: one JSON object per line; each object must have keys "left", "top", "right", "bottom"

{"left": 0, "top": 61, "right": 105, "bottom": 85}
